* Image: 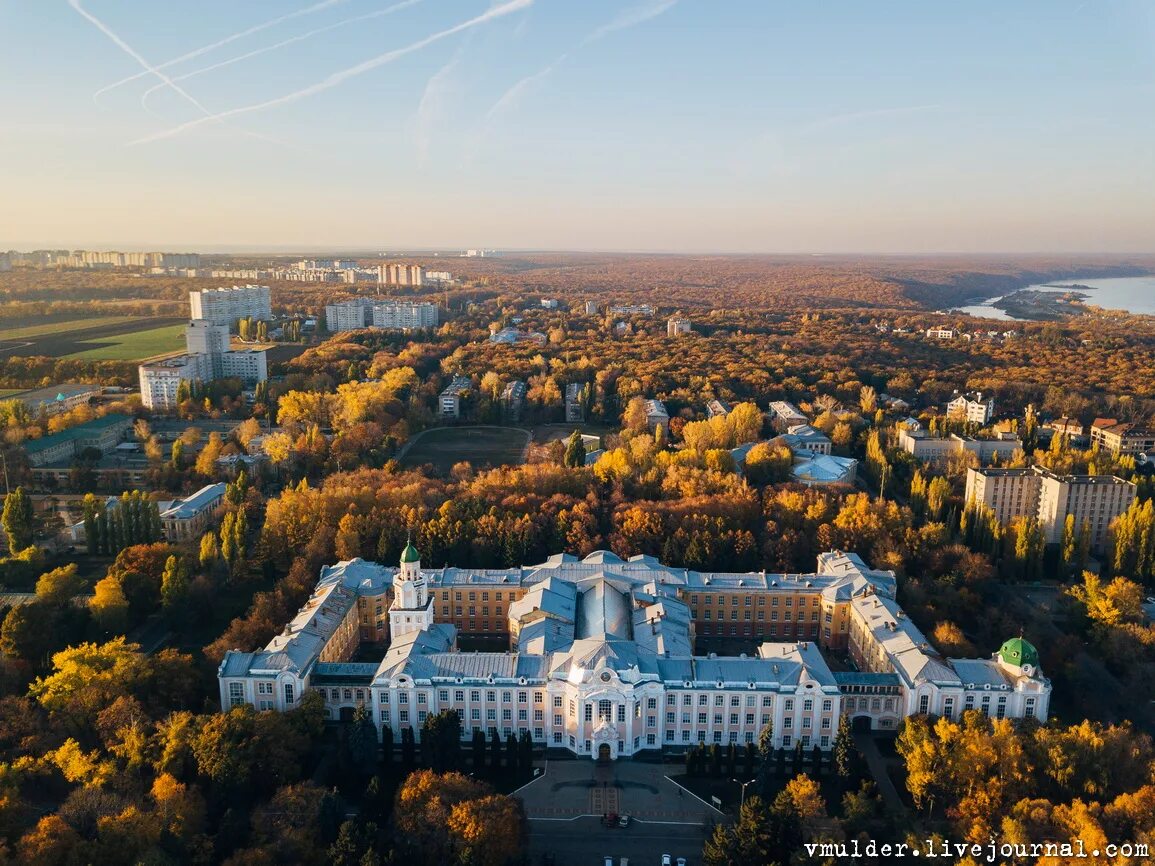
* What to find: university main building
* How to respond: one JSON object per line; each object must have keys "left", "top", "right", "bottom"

{"left": 218, "top": 547, "right": 1050, "bottom": 759}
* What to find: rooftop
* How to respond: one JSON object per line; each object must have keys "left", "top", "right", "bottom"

{"left": 22, "top": 412, "right": 132, "bottom": 454}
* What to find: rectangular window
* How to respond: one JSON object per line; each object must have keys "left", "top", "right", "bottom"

{"left": 228, "top": 682, "right": 244, "bottom": 707}
{"left": 584, "top": 705, "right": 593, "bottom": 722}
{"left": 471, "top": 691, "right": 481, "bottom": 702}
{"left": 284, "top": 683, "right": 295, "bottom": 704}
{"left": 455, "top": 690, "right": 465, "bottom": 702}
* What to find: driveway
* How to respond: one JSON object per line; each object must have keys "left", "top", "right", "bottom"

{"left": 516, "top": 758, "right": 720, "bottom": 823}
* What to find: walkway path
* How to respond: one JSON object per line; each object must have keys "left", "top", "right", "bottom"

{"left": 853, "top": 733, "right": 906, "bottom": 813}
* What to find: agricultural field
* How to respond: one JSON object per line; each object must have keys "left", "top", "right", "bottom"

{"left": 398, "top": 426, "right": 530, "bottom": 474}
{"left": 0, "top": 316, "right": 185, "bottom": 360}
{"left": 0, "top": 315, "right": 136, "bottom": 341}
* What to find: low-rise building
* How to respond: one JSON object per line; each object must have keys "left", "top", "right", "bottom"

{"left": 439, "top": 375, "right": 472, "bottom": 419}
{"left": 22, "top": 413, "right": 133, "bottom": 467}
{"left": 489, "top": 327, "right": 547, "bottom": 345}
{"left": 947, "top": 391, "right": 995, "bottom": 424}
{"left": 219, "top": 548, "right": 1050, "bottom": 757}
{"left": 926, "top": 327, "right": 955, "bottom": 339}
{"left": 768, "top": 401, "right": 808, "bottom": 430}
{"left": 897, "top": 428, "right": 1022, "bottom": 465}
{"left": 159, "top": 482, "right": 227, "bottom": 541}
{"left": 667, "top": 316, "right": 692, "bottom": 337}
{"left": 706, "top": 400, "right": 730, "bottom": 419}
{"left": 1090, "top": 419, "right": 1155, "bottom": 456}
{"left": 783, "top": 423, "right": 832, "bottom": 456}
{"left": 644, "top": 399, "right": 669, "bottom": 432}
{"left": 791, "top": 454, "right": 858, "bottom": 486}
{"left": 2, "top": 383, "right": 102, "bottom": 417}
{"left": 1044, "top": 417, "right": 1086, "bottom": 444}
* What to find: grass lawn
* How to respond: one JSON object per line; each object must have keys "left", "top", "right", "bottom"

{"left": 0, "top": 316, "right": 135, "bottom": 341}
{"left": 64, "top": 323, "right": 187, "bottom": 360}
{"left": 0, "top": 389, "right": 24, "bottom": 398}
{"left": 400, "top": 426, "right": 529, "bottom": 474}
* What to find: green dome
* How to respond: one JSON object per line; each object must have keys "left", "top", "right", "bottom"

{"left": 998, "top": 637, "right": 1039, "bottom": 670}
{"left": 400, "top": 543, "right": 421, "bottom": 564}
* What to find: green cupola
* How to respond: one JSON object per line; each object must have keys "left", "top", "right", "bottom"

{"left": 400, "top": 542, "right": 421, "bottom": 564}
{"left": 998, "top": 636, "right": 1039, "bottom": 671}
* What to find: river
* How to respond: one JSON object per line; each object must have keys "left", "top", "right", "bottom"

{"left": 947, "top": 275, "right": 1155, "bottom": 320}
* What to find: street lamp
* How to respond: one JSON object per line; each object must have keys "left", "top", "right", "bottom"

{"left": 732, "top": 777, "right": 755, "bottom": 809}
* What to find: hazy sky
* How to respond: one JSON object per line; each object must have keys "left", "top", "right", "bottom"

{"left": 2, "top": 0, "right": 1154, "bottom": 253}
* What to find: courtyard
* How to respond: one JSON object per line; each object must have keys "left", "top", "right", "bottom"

{"left": 517, "top": 757, "right": 716, "bottom": 866}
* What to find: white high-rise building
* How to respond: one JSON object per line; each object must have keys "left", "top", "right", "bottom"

{"left": 185, "top": 319, "right": 229, "bottom": 357}
{"left": 370, "top": 302, "right": 439, "bottom": 330}
{"left": 325, "top": 299, "right": 370, "bottom": 333}
{"left": 139, "top": 319, "right": 267, "bottom": 409}
{"left": 189, "top": 285, "right": 272, "bottom": 328}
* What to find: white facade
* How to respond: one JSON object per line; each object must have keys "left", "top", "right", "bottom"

{"left": 947, "top": 392, "right": 995, "bottom": 424}
{"left": 219, "top": 550, "right": 1050, "bottom": 758}
{"left": 439, "top": 375, "right": 472, "bottom": 419}
{"left": 325, "top": 299, "right": 370, "bottom": 333}
{"left": 667, "top": 317, "right": 692, "bottom": 337}
{"left": 370, "top": 302, "right": 439, "bottom": 330}
{"left": 185, "top": 319, "right": 230, "bottom": 357}
{"left": 189, "top": 285, "right": 271, "bottom": 328}
{"left": 138, "top": 320, "right": 267, "bottom": 409}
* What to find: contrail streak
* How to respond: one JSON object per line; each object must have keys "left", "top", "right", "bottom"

{"left": 132, "top": 0, "right": 535, "bottom": 146}
{"left": 141, "top": 0, "right": 425, "bottom": 111}
{"left": 93, "top": 0, "right": 348, "bottom": 101}
{"left": 484, "top": 0, "right": 677, "bottom": 123}
{"left": 69, "top": 0, "right": 286, "bottom": 148}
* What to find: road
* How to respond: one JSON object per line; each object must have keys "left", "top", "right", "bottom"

{"left": 528, "top": 815, "right": 705, "bottom": 866}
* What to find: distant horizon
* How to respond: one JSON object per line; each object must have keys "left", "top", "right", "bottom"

{"left": 5, "top": 242, "right": 1155, "bottom": 260}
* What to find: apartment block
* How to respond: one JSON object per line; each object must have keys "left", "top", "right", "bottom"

{"left": 189, "top": 285, "right": 272, "bottom": 328}
{"left": 565, "top": 382, "right": 584, "bottom": 423}
{"left": 667, "top": 316, "right": 692, "bottom": 337}
{"left": 965, "top": 466, "right": 1136, "bottom": 551}
{"left": 439, "top": 375, "right": 472, "bottom": 419}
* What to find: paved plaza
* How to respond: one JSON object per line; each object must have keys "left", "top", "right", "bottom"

{"left": 517, "top": 758, "right": 718, "bottom": 866}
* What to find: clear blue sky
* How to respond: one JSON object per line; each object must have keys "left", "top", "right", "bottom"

{"left": 2, "top": 0, "right": 1153, "bottom": 253}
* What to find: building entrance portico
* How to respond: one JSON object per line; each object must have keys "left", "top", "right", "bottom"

{"left": 592, "top": 714, "right": 619, "bottom": 761}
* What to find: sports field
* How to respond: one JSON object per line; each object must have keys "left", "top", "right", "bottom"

{"left": 398, "top": 426, "right": 530, "bottom": 474}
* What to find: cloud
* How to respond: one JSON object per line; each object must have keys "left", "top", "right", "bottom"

{"left": 131, "top": 0, "right": 535, "bottom": 146}
{"left": 140, "top": 0, "right": 426, "bottom": 112}
{"left": 93, "top": 0, "right": 348, "bottom": 101}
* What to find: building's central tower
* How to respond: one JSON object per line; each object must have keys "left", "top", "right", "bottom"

{"left": 389, "top": 542, "right": 434, "bottom": 639}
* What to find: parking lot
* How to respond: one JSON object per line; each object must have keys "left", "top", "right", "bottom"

{"left": 518, "top": 758, "right": 715, "bottom": 866}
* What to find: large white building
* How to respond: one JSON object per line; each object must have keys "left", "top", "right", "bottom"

{"left": 966, "top": 466, "right": 1137, "bottom": 552}
{"left": 219, "top": 548, "right": 1050, "bottom": 759}
{"left": 139, "top": 321, "right": 267, "bottom": 409}
{"left": 325, "top": 298, "right": 439, "bottom": 333}
{"left": 898, "top": 427, "right": 1022, "bottom": 465}
{"left": 947, "top": 391, "right": 995, "bottom": 424}
{"left": 189, "top": 285, "right": 272, "bottom": 328}
{"left": 370, "top": 302, "right": 439, "bottom": 331}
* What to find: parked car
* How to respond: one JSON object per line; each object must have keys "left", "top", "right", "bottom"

{"left": 676, "top": 859, "right": 687, "bottom": 866}
{"left": 618, "top": 814, "right": 631, "bottom": 828}
{"left": 661, "top": 856, "right": 671, "bottom": 866}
